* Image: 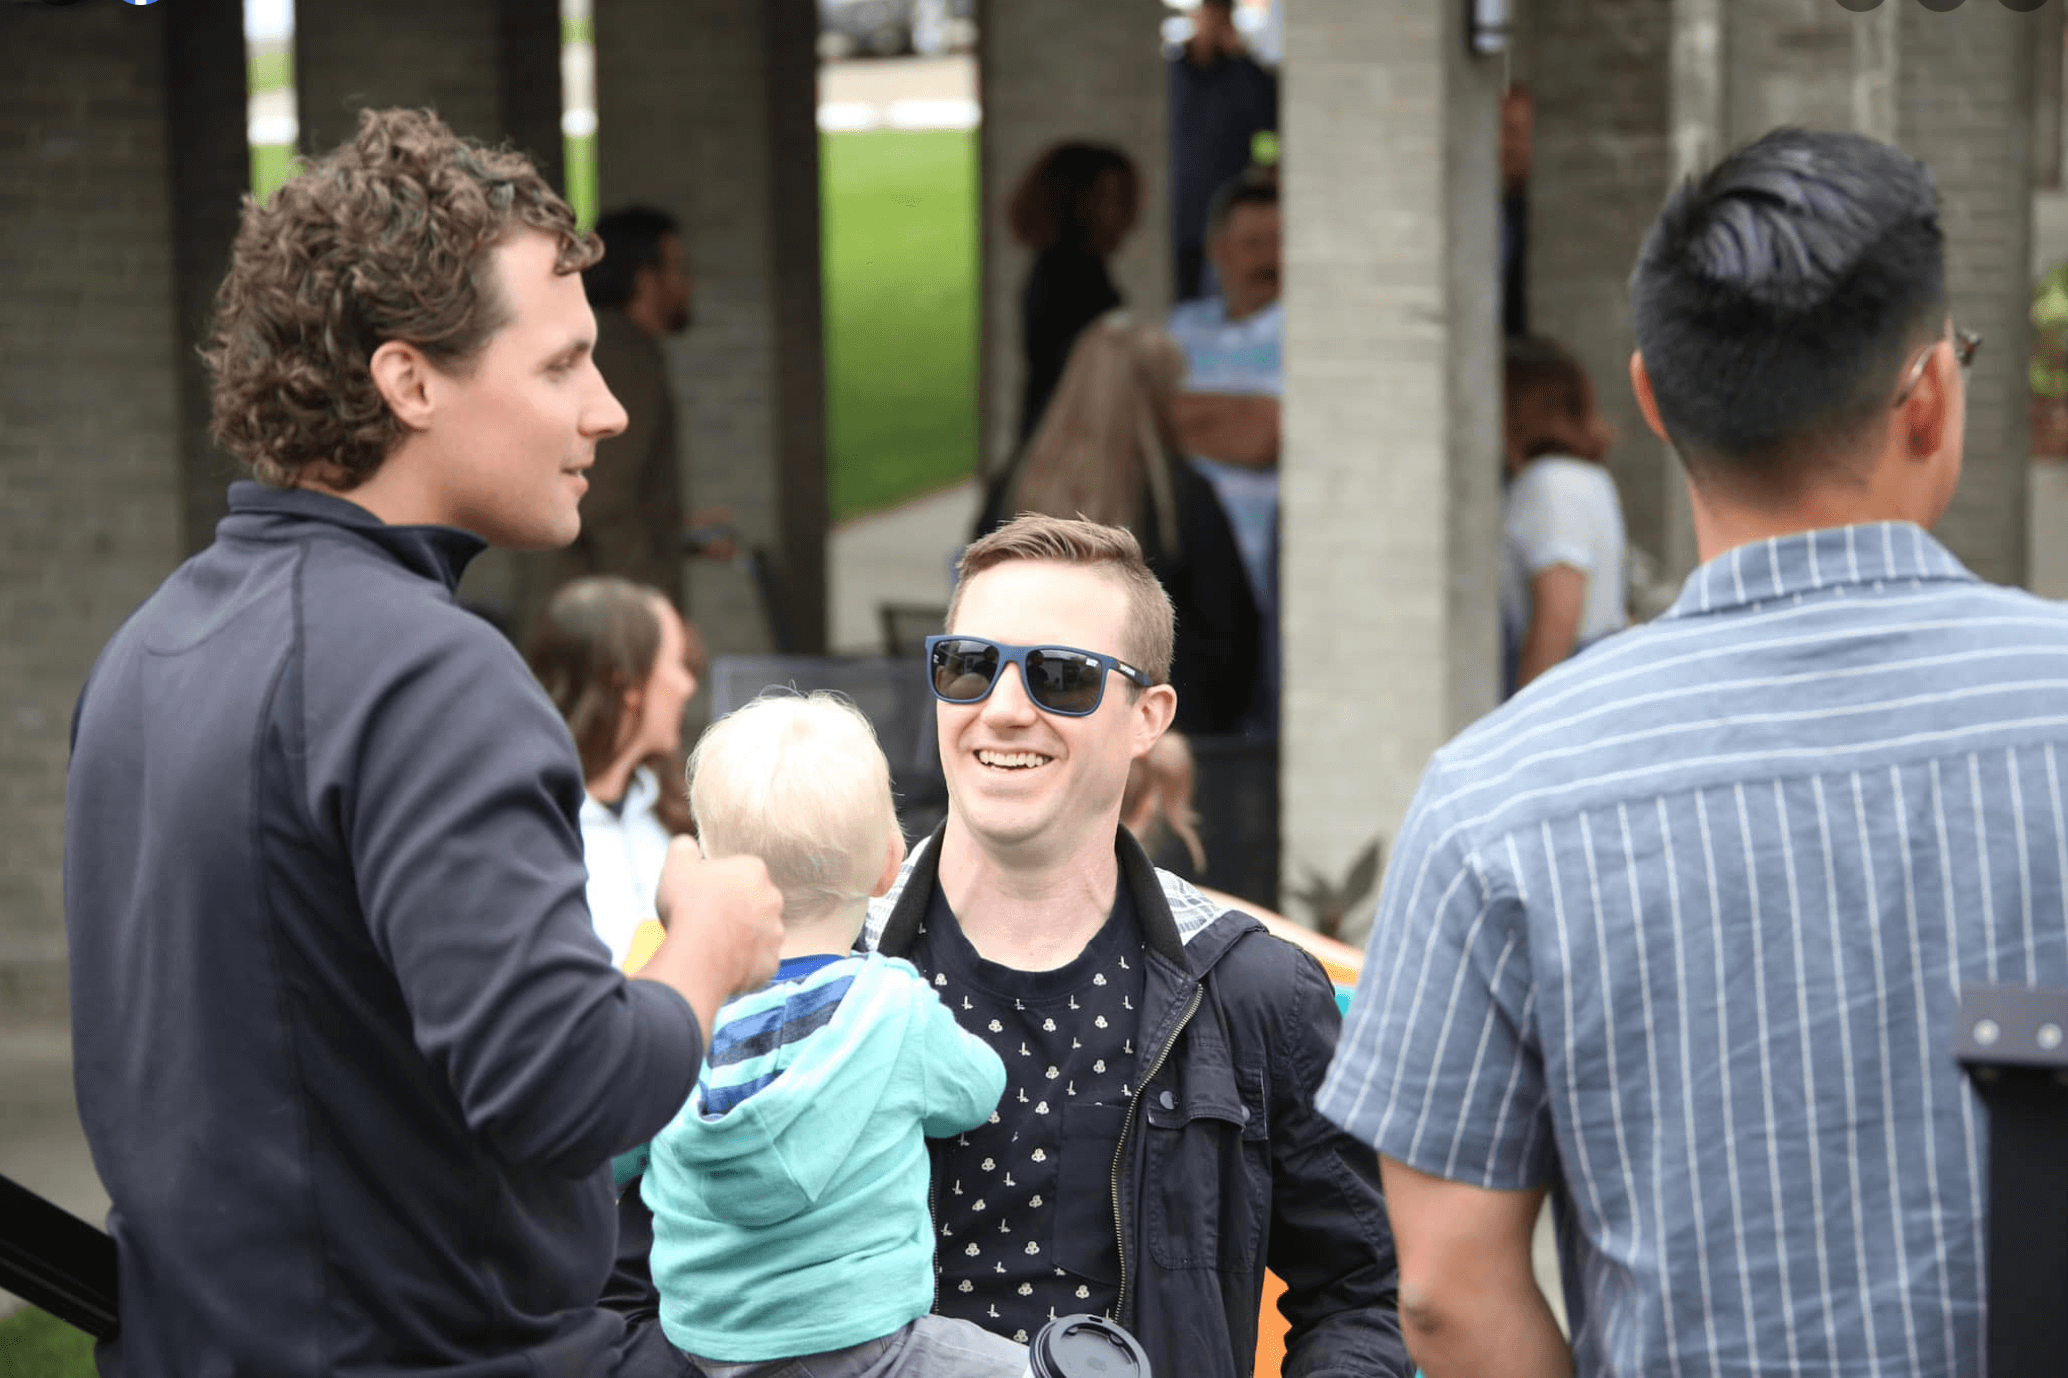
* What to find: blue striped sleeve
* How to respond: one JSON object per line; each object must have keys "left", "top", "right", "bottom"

{"left": 1317, "top": 761, "right": 1550, "bottom": 1191}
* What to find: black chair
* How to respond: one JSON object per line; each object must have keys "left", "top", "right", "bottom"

{"left": 878, "top": 602, "right": 948, "bottom": 659}
{"left": 1953, "top": 984, "right": 2068, "bottom": 1375}
{"left": 0, "top": 1173, "right": 117, "bottom": 1339}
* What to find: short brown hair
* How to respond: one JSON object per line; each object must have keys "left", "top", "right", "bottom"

{"left": 949, "top": 514, "right": 1175, "bottom": 687}
{"left": 205, "top": 107, "right": 600, "bottom": 489}
{"left": 1505, "top": 335, "right": 1611, "bottom": 464}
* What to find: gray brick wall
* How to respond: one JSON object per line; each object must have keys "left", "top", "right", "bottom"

{"left": 1, "top": 2, "right": 185, "bottom": 1024}
{"left": 978, "top": 0, "right": 1172, "bottom": 479}
{"left": 594, "top": 0, "right": 828, "bottom": 655}
{"left": 1280, "top": 0, "right": 1502, "bottom": 940}
{"left": 165, "top": 0, "right": 252, "bottom": 557}
{"left": 294, "top": 0, "right": 503, "bottom": 155}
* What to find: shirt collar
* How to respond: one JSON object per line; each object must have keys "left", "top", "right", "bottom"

{"left": 221, "top": 480, "right": 488, "bottom": 594}
{"left": 1662, "top": 521, "right": 1977, "bottom": 621}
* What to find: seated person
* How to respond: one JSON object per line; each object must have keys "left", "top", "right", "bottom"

{"left": 644, "top": 691, "right": 1026, "bottom": 1377}
{"left": 1166, "top": 171, "right": 1283, "bottom": 736}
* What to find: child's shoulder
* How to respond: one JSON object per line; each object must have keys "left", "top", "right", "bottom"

{"left": 849, "top": 951, "right": 929, "bottom": 990}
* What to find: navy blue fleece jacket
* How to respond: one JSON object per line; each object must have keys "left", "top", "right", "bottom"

{"left": 63, "top": 482, "right": 703, "bottom": 1376}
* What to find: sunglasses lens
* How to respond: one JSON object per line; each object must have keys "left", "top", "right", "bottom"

{"left": 1024, "top": 650, "right": 1104, "bottom": 715}
{"left": 931, "top": 639, "right": 999, "bottom": 702}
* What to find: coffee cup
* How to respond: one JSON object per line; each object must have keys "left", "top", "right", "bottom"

{"left": 1024, "top": 1313, "right": 1151, "bottom": 1378}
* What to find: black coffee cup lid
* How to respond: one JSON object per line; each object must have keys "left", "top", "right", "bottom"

{"left": 1028, "top": 1314, "right": 1151, "bottom": 1378}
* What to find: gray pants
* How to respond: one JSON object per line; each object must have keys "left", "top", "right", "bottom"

{"left": 688, "top": 1315, "right": 1027, "bottom": 1378}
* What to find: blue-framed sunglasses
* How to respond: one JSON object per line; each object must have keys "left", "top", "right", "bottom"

{"left": 924, "top": 635, "right": 1155, "bottom": 717}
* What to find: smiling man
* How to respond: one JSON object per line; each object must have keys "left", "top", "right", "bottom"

{"left": 63, "top": 109, "right": 783, "bottom": 1377}
{"left": 862, "top": 514, "right": 1409, "bottom": 1378}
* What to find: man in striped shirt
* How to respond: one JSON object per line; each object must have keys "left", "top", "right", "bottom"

{"left": 1318, "top": 127, "right": 2068, "bottom": 1377}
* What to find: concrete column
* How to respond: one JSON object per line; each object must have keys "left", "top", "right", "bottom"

{"left": 594, "top": 0, "right": 829, "bottom": 654}
{"left": 1525, "top": 0, "right": 1675, "bottom": 576}
{"left": 296, "top": 0, "right": 566, "bottom": 637}
{"left": 1279, "top": 0, "right": 1502, "bottom": 938}
{"left": 977, "top": 0, "right": 1171, "bottom": 479}
{"left": 1902, "top": 2, "right": 2038, "bottom": 589}
{"left": 2034, "top": 0, "right": 2063, "bottom": 193}
{"left": 1660, "top": 0, "right": 1726, "bottom": 577}
{"left": 294, "top": 0, "right": 503, "bottom": 155}
{"left": 0, "top": 1, "right": 185, "bottom": 1022}
{"left": 164, "top": 0, "right": 251, "bottom": 555}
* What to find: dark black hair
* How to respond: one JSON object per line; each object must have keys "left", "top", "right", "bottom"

{"left": 1630, "top": 128, "right": 1945, "bottom": 492}
{"left": 1205, "top": 169, "right": 1277, "bottom": 243}
{"left": 582, "top": 205, "right": 680, "bottom": 309}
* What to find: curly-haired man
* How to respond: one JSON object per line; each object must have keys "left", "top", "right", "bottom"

{"left": 63, "top": 108, "right": 784, "bottom": 1377}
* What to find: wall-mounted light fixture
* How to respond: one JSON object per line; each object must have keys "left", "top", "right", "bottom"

{"left": 1469, "top": 0, "right": 1511, "bottom": 56}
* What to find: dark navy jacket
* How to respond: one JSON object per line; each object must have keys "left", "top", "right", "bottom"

{"left": 64, "top": 483, "right": 703, "bottom": 1376}
{"left": 872, "top": 830, "right": 1410, "bottom": 1378}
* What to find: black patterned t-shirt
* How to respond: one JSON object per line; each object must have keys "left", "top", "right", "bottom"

{"left": 909, "top": 882, "right": 1146, "bottom": 1344}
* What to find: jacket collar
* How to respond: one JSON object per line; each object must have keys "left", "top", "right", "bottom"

{"left": 1662, "top": 520, "right": 1977, "bottom": 622}
{"left": 867, "top": 824, "right": 1240, "bottom": 974}
{"left": 220, "top": 480, "right": 488, "bottom": 595}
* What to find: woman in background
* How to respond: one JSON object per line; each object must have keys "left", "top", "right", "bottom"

{"left": 1501, "top": 334, "right": 1628, "bottom": 695}
{"left": 1007, "top": 141, "right": 1140, "bottom": 446}
{"left": 986, "top": 315, "right": 1259, "bottom": 736}
{"left": 528, "top": 576, "right": 701, "bottom": 969}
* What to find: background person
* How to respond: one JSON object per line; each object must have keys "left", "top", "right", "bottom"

{"left": 63, "top": 109, "right": 784, "bottom": 1377}
{"left": 1169, "top": 0, "right": 1277, "bottom": 302}
{"left": 540, "top": 205, "right": 732, "bottom": 618}
{"left": 865, "top": 515, "right": 1409, "bottom": 1378}
{"left": 1500, "top": 334, "right": 1627, "bottom": 695}
{"left": 529, "top": 575, "right": 704, "bottom": 968}
{"left": 646, "top": 691, "right": 1026, "bottom": 1378}
{"left": 1167, "top": 171, "right": 1283, "bottom": 736}
{"left": 980, "top": 315, "right": 1259, "bottom": 736}
{"left": 1005, "top": 141, "right": 1140, "bottom": 447}
{"left": 1320, "top": 127, "right": 2055, "bottom": 1378}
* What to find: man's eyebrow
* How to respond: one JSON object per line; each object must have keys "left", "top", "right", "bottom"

{"left": 547, "top": 337, "right": 595, "bottom": 368}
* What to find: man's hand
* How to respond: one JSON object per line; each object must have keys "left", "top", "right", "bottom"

{"left": 634, "top": 839, "right": 784, "bottom": 1042}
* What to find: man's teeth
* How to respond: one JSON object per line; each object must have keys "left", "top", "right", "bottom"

{"left": 978, "top": 750, "right": 1050, "bottom": 769}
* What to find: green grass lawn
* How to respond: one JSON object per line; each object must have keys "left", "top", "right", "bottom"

{"left": 0, "top": 1308, "right": 94, "bottom": 1378}
{"left": 821, "top": 129, "right": 979, "bottom": 522}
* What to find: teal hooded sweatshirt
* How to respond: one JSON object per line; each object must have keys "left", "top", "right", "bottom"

{"left": 646, "top": 953, "right": 1006, "bottom": 1362}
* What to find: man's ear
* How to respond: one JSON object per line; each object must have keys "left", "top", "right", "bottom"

{"left": 1900, "top": 339, "right": 1955, "bottom": 460}
{"left": 1131, "top": 684, "right": 1178, "bottom": 759}
{"left": 369, "top": 340, "right": 438, "bottom": 434}
{"left": 1629, "top": 351, "right": 1672, "bottom": 444}
{"left": 870, "top": 831, "right": 907, "bottom": 899}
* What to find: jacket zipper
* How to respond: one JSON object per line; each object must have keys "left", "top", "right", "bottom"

{"left": 1107, "top": 984, "right": 1202, "bottom": 1323}
{"left": 928, "top": 1161, "right": 941, "bottom": 1313}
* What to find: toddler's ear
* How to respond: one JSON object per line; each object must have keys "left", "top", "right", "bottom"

{"left": 870, "top": 833, "right": 907, "bottom": 898}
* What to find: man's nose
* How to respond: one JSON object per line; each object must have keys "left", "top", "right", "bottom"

{"left": 980, "top": 662, "right": 1039, "bottom": 724}
{"left": 587, "top": 375, "right": 630, "bottom": 440}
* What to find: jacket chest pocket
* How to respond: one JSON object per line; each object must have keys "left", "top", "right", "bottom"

{"left": 1140, "top": 1064, "right": 1268, "bottom": 1271}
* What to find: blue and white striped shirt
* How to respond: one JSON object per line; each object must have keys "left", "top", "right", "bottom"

{"left": 1318, "top": 522, "right": 2068, "bottom": 1377}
